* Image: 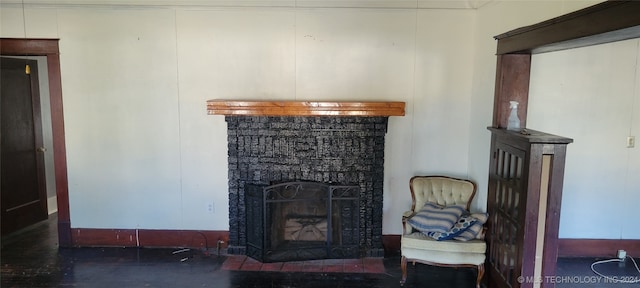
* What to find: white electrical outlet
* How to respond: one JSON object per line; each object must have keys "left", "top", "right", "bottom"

{"left": 627, "top": 136, "right": 635, "bottom": 148}
{"left": 207, "top": 202, "right": 215, "bottom": 214}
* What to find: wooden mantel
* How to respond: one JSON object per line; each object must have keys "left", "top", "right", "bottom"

{"left": 207, "top": 100, "right": 405, "bottom": 117}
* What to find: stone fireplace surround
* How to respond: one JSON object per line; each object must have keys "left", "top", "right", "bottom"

{"left": 226, "top": 115, "right": 386, "bottom": 257}
{"left": 208, "top": 100, "right": 405, "bottom": 259}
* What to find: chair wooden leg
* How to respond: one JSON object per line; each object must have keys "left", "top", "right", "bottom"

{"left": 400, "top": 256, "right": 408, "bottom": 285}
{"left": 476, "top": 263, "right": 485, "bottom": 288}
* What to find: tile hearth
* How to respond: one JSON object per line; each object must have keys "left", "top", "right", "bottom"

{"left": 222, "top": 255, "right": 385, "bottom": 274}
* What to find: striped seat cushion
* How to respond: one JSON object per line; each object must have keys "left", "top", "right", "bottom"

{"left": 407, "top": 203, "right": 466, "bottom": 233}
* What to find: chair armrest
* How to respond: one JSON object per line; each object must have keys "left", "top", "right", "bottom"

{"left": 402, "top": 210, "right": 416, "bottom": 219}
{"left": 402, "top": 210, "right": 416, "bottom": 235}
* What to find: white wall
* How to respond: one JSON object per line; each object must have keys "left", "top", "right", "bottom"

{"left": 1, "top": 2, "right": 477, "bottom": 233}
{"left": 472, "top": 1, "right": 639, "bottom": 240}
{"left": 6, "top": 1, "right": 631, "bottom": 240}
{"left": 33, "top": 56, "right": 58, "bottom": 215}
{"left": 528, "top": 39, "right": 640, "bottom": 239}
{"left": 469, "top": 0, "right": 600, "bottom": 213}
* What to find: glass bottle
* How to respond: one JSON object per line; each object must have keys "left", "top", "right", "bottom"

{"left": 507, "top": 101, "right": 521, "bottom": 131}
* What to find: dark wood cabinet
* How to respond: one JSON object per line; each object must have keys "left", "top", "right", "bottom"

{"left": 486, "top": 127, "right": 572, "bottom": 288}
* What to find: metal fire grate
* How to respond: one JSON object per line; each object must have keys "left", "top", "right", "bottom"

{"left": 245, "top": 182, "right": 360, "bottom": 263}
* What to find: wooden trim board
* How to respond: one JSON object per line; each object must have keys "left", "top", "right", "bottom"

{"left": 558, "top": 239, "right": 640, "bottom": 258}
{"left": 207, "top": 100, "right": 405, "bottom": 117}
{"left": 71, "top": 228, "right": 230, "bottom": 250}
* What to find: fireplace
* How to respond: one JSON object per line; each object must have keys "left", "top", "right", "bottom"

{"left": 207, "top": 100, "right": 405, "bottom": 260}
{"left": 245, "top": 182, "right": 360, "bottom": 262}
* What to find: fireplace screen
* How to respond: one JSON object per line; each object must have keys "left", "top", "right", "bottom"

{"left": 245, "top": 182, "right": 360, "bottom": 262}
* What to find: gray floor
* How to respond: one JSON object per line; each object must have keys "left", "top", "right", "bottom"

{"left": 555, "top": 257, "right": 640, "bottom": 288}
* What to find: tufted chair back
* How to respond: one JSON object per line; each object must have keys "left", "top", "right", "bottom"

{"left": 410, "top": 176, "right": 475, "bottom": 212}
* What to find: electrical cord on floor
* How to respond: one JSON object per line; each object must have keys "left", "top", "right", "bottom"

{"left": 591, "top": 255, "right": 640, "bottom": 283}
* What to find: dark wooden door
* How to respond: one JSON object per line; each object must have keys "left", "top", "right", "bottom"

{"left": 1, "top": 57, "right": 48, "bottom": 235}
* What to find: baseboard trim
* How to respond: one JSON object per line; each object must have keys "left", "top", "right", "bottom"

{"left": 558, "top": 239, "right": 640, "bottom": 258}
{"left": 47, "top": 196, "right": 58, "bottom": 215}
{"left": 382, "top": 234, "right": 401, "bottom": 256}
{"left": 70, "top": 231, "right": 640, "bottom": 258}
{"left": 71, "top": 228, "right": 229, "bottom": 250}
{"left": 72, "top": 230, "right": 399, "bottom": 255}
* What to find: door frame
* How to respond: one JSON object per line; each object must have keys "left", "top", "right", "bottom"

{"left": 0, "top": 38, "right": 71, "bottom": 246}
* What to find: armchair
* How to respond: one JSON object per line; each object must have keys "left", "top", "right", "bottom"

{"left": 400, "top": 176, "right": 486, "bottom": 288}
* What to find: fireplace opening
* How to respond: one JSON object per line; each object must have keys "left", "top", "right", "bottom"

{"left": 246, "top": 182, "right": 360, "bottom": 262}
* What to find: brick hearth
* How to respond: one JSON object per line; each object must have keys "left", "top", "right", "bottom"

{"left": 221, "top": 255, "right": 386, "bottom": 274}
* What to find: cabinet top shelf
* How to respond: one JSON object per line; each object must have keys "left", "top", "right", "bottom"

{"left": 488, "top": 127, "right": 573, "bottom": 144}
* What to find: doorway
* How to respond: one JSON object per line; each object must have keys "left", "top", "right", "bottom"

{"left": 1, "top": 57, "right": 48, "bottom": 235}
{"left": 0, "top": 39, "right": 71, "bottom": 246}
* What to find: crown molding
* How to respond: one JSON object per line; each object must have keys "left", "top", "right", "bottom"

{"left": 0, "top": 0, "right": 491, "bottom": 9}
